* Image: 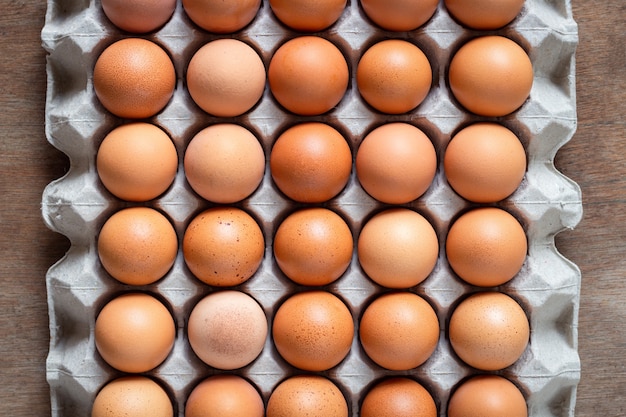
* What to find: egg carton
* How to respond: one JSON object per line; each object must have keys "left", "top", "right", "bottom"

{"left": 41, "top": 0, "right": 581, "bottom": 416}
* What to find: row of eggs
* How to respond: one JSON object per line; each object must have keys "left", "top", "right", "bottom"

{"left": 96, "top": 289, "right": 529, "bottom": 374}
{"left": 98, "top": 120, "right": 527, "bottom": 205}
{"left": 100, "top": 0, "right": 526, "bottom": 34}
{"left": 93, "top": 373, "right": 527, "bottom": 417}
{"left": 93, "top": 34, "right": 533, "bottom": 119}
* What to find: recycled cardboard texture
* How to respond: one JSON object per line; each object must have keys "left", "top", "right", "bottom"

{"left": 41, "top": 0, "right": 582, "bottom": 416}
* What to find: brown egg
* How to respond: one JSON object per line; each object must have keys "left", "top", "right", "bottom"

{"left": 270, "top": 122, "right": 352, "bottom": 203}
{"left": 183, "top": 0, "right": 261, "bottom": 33}
{"left": 183, "top": 207, "right": 264, "bottom": 287}
{"left": 269, "top": 0, "right": 346, "bottom": 32}
{"left": 359, "top": 292, "right": 439, "bottom": 370}
{"left": 101, "top": 0, "right": 176, "bottom": 33}
{"left": 186, "top": 375, "right": 264, "bottom": 417}
{"left": 358, "top": 208, "right": 438, "bottom": 289}
{"left": 448, "top": 36, "right": 533, "bottom": 117}
{"left": 445, "top": 207, "right": 527, "bottom": 287}
{"left": 93, "top": 38, "right": 176, "bottom": 119}
{"left": 448, "top": 291, "right": 530, "bottom": 371}
{"left": 360, "top": 0, "right": 439, "bottom": 31}
{"left": 444, "top": 123, "right": 526, "bottom": 203}
{"left": 186, "top": 39, "right": 266, "bottom": 117}
{"left": 356, "top": 123, "right": 436, "bottom": 204}
{"left": 272, "top": 291, "right": 354, "bottom": 371}
{"left": 187, "top": 291, "right": 267, "bottom": 369}
{"left": 268, "top": 36, "right": 349, "bottom": 116}
{"left": 95, "top": 293, "right": 175, "bottom": 373}
{"left": 361, "top": 377, "right": 438, "bottom": 417}
{"left": 445, "top": 0, "right": 525, "bottom": 30}
{"left": 447, "top": 375, "right": 528, "bottom": 417}
{"left": 97, "top": 122, "right": 178, "bottom": 202}
{"left": 267, "top": 375, "right": 348, "bottom": 417}
{"left": 184, "top": 124, "right": 265, "bottom": 204}
{"left": 97, "top": 207, "right": 178, "bottom": 286}
{"left": 357, "top": 39, "right": 432, "bottom": 114}
{"left": 92, "top": 376, "right": 173, "bottom": 417}
{"left": 273, "top": 208, "right": 353, "bottom": 286}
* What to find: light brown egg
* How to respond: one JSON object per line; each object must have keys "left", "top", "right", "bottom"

{"left": 187, "top": 291, "right": 268, "bottom": 369}
{"left": 97, "top": 207, "right": 178, "bottom": 286}
{"left": 448, "top": 291, "right": 530, "bottom": 371}
{"left": 359, "top": 292, "right": 439, "bottom": 370}
{"left": 357, "top": 39, "right": 432, "bottom": 114}
{"left": 186, "top": 375, "right": 264, "bottom": 417}
{"left": 270, "top": 122, "right": 352, "bottom": 203}
{"left": 269, "top": 0, "right": 347, "bottom": 32}
{"left": 445, "top": 0, "right": 525, "bottom": 30}
{"left": 182, "top": 207, "right": 264, "bottom": 287}
{"left": 186, "top": 39, "right": 266, "bottom": 117}
{"left": 448, "top": 36, "right": 533, "bottom": 117}
{"left": 272, "top": 291, "right": 354, "bottom": 371}
{"left": 445, "top": 207, "right": 527, "bottom": 287}
{"left": 183, "top": 0, "right": 261, "bottom": 33}
{"left": 268, "top": 36, "right": 349, "bottom": 116}
{"left": 444, "top": 123, "right": 526, "bottom": 203}
{"left": 360, "top": 0, "right": 439, "bottom": 31}
{"left": 184, "top": 124, "right": 265, "bottom": 204}
{"left": 92, "top": 376, "right": 173, "bottom": 417}
{"left": 101, "top": 0, "right": 176, "bottom": 33}
{"left": 267, "top": 375, "right": 348, "bottom": 417}
{"left": 95, "top": 293, "right": 175, "bottom": 373}
{"left": 273, "top": 208, "right": 353, "bottom": 286}
{"left": 358, "top": 208, "right": 438, "bottom": 289}
{"left": 447, "top": 374, "right": 528, "bottom": 417}
{"left": 93, "top": 38, "right": 176, "bottom": 119}
{"left": 97, "top": 122, "right": 178, "bottom": 202}
{"left": 361, "top": 377, "right": 438, "bottom": 417}
{"left": 356, "top": 123, "right": 437, "bottom": 204}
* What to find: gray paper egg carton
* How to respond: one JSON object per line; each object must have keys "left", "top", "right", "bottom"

{"left": 41, "top": 0, "right": 581, "bottom": 416}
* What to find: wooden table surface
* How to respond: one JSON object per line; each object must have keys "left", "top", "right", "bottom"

{"left": 1, "top": 1, "right": 624, "bottom": 416}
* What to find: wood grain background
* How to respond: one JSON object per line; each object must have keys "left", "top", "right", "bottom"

{"left": 0, "top": 1, "right": 623, "bottom": 415}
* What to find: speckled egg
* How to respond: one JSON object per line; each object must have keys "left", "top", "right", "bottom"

{"left": 448, "top": 291, "right": 530, "bottom": 371}
{"left": 359, "top": 292, "right": 439, "bottom": 370}
{"left": 267, "top": 375, "right": 348, "bottom": 417}
{"left": 92, "top": 376, "right": 173, "bottom": 417}
{"left": 183, "top": 207, "right": 264, "bottom": 287}
{"left": 445, "top": 207, "right": 527, "bottom": 287}
{"left": 187, "top": 291, "right": 268, "bottom": 370}
{"left": 93, "top": 38, "right": 176, "bottom": 119}
{"left": 272, "top": 291, "right": 354, "bottom": 371}
{"left": 357, "top": 39, "right": 432, "bottom": 114}
{"left": 270, "top": 122, "right": 352, "bottom": 203}
{"left": 273, "top": 207, "right": 353, "bottom": 286}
